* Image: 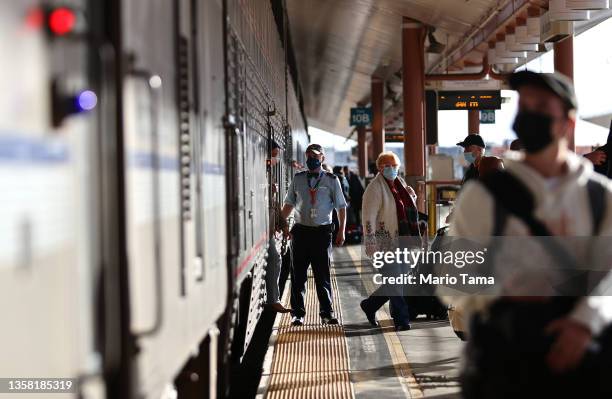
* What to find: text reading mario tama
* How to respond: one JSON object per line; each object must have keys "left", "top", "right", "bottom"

{"left": 369, "top": 247, "right": 495, "bottom": 288}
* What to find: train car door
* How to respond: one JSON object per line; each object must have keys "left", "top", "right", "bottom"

{"left": 224, "top": 28, "right": 248, "bottom": 280}
{"left": 121, "top": 0, "right": 192, "bottom": 396}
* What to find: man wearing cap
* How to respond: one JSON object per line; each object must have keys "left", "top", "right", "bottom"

{"left": 449, "top": 71, "right": 612, "bottom": 396}
{"left": 457, "top": 134, "right": 486, "bottom": 185}
{"left": 265, "top": 140, "right": 291, "bottom": 313}
{"left": 280, "top": 143, "right": 348, "bottom": 326}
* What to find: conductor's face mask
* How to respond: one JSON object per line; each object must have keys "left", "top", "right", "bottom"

{"left": 306, "top": 156, "right": 322, "bottom": 171}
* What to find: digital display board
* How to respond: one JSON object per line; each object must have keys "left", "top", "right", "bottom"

{"left": 437, "top": 90, "right": 501, "bottom": 110}
{"left": 385, "top": 133, "right": 404, "bottom": 143}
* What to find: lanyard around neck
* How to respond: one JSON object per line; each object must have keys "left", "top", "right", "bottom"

{"left": 308, "top": 172, "right": 323, "bottom": 205}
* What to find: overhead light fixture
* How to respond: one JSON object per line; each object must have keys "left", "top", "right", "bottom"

{"left": 426, "top": 27, "right": 445, "bottom": 54}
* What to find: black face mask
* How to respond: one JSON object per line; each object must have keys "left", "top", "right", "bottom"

{"left": 512, "top": 110, "right": 555, "bottom": 154}
{"left": 306, "top": 156, "right": 322, "bottom": 171}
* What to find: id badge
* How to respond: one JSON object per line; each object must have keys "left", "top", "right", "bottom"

{"left": 310, "top": 208, "right": 318, "bottom": 219}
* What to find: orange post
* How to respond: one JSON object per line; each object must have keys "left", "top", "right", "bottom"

{"left": 371, "top": 77, "right": 385, "bottom": 158}
{"left": 468, "top": 110, "right": 480, "bottom": 134}
{"left": 554, "top": 36, "right": 574, "bottom": 151}
{"left": 357, "top": 125, "right": 367, "bottom": 178}
{"left": 402, "top": 17, "right": 426, "bottom": 211}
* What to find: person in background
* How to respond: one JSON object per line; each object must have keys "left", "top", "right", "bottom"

{"left": 292, "top": 159, "right": 304, "bottom": 171}
{"left": 457, "top": 134, "right": 486, "bottom": 184}
{"left": 321, "top": 163, "right": 333, "bottom": 173}
{"left": 265, "top": 140, "right": 291, "bottom": 313}
{"left": 345, "top": 165, "right": 365, "bottom": 225}
{"left": 584, "top": 145, "right": 609, "bottom": 176}
{"left": 281, "top": 144, "right": 348, "bottom": 326}
{"left": 342, "top": 166, "right": 350, "bottom": 179}
{"left": 333, "top": 166, "right": 350, "bottom": 201}
{"left": 331, "top": 166, "right": 350, "bottom": 243}
{"left": 477, "top": 156, "right": 504, "bottom": 178}
{"left": 510, "top": 138, "right": 523, "bottom": 151}
{"left": 359, "top": 151, "right": 421, "bottom": 331}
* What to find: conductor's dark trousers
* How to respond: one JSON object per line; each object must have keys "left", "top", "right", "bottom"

{"left": 290, "top": 223, "right": 334, "bottom": 318}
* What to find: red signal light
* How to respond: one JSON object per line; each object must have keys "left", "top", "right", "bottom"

{"left": 48, "top": 7, "right": 76, "bottom": 36}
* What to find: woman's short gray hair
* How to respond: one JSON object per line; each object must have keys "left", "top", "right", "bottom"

{"left": 375, "top": 151, "right": 400, "bottom": 169}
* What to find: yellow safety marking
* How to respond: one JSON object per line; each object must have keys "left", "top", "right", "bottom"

{"left": 265, "top": 264, "right": 354, "bottom": 399}
{"left": 346, "top": 245, "right": 424, "bottom": 399}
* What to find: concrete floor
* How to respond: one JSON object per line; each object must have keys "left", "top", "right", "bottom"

{"left": 259, "top": 244, "right": 465, "bottom": 399}
{"left": 336, "top": 245, "right": 464, "bottom": 399}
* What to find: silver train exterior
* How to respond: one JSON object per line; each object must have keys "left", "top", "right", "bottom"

{"left": 0, "top": 0, "right": 309, "bottom": 398}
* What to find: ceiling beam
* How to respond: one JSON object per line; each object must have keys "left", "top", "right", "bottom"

{"left": 427, "top": 0, "right": 547, "bottom": 73}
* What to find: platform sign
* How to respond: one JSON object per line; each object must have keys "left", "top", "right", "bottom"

{"left": 480, "top": 110, "right": 495, "bottom": 124}
{"left": 438, "top": 90, "right": 501, "bottom": 110}
{"left": 350, "top": 107, "right": 372, "bottom": 126}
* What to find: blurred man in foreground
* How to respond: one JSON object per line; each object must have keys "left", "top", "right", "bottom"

{"left": 450, "top": 71, "right": 612, "bottom": 398}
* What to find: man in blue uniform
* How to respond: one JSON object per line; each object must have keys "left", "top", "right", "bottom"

{"left": 280, "top": 144, "right": 348, "bottom": 325}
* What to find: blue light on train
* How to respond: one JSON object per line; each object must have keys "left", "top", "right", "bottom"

{"left": 76, "top": 90, "right": 97, "bottom": 112}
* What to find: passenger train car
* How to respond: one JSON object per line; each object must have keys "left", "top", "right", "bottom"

{"left": 0, "top": 0, "right": 308, "bottom": 398}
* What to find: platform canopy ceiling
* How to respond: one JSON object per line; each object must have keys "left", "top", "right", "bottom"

{"left": 287, "top": 0, "right": 551, "bottom": 136}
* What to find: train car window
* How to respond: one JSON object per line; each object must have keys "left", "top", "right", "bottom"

{"left": 175, "top": 0, "right": 193, "bottom": 295}
{"left": 224, "top": 31, "right": 247, "bottom": 266}
{"left": 176, "top": 32, "right": 190, "bottom": 296}
{"left": 190, "top": 0, "right": 205, "bottom": 281}
{"left": 177, "top": 36, "right": 191, "bottom": 224}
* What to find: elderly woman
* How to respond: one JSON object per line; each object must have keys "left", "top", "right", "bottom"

{"left": 359, "top": 151, "right": 421, "bottom": 331}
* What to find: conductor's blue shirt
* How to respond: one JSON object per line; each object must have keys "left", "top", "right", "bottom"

{"left": 284, "top": 170, "right": 347, "bottom": 227}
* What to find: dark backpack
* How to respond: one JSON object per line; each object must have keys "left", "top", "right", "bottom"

{"left": 462, "top": 171, "right": 612, "bottom": 398}
{"left": 480, "top": 169, "right": 607, "bottom": 296}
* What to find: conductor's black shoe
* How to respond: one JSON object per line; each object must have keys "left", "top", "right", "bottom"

{"left": 395, "top": 323, "right": 411, "bottom": 332}
{"left": 360, "top": 299, "right": 379, "bottom": 327}
{"left": 321, "top": 315, "right": 339, "bottom": 325}
{"left": 291, "top": 316, "right": 304, "bottom": 326}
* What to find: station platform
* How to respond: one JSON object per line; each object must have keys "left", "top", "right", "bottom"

{"left": 257, "top": 245, "right": 465, "bottom": 399}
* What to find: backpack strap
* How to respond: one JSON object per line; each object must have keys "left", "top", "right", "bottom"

{"left": 483, "top": 170, "right": 607, "bottom": 236}
{"left": 480, "top": 170, "right": 552, "bottom": 236}
{"left": 480, "top": 170, "right": 580, "bottom": 294}
{"left": 492, "top": 198, "right": 508, "bottom": 236}
{"left": 586, "top": 178, "right": 606, "bottom": 235}
{"left": 480, "top": 170, "right": 607, "bottom": 296}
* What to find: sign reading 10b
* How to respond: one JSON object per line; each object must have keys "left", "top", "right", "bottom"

{"left": 350, "top": 107, "right": 373, "bottom": 126}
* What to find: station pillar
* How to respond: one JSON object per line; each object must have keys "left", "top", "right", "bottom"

{"left": 468, "top": 110, "right": 480, "bottom": 135}
{"left": 367, "top": 133, "right": 375, "bottom": 173}
{"left": 371, "top": 77, "right": 385, "bottom": 159}
{"left": 402, "top": 17, "right": 426, "bottom": 212}
{"left": 357, "top": 124, "right": 367, "bottom": 178}
{"left": 554, "top": 35, "right": 575, "bottom": 151}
